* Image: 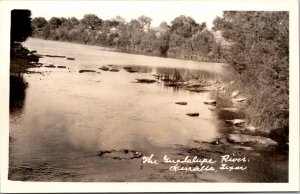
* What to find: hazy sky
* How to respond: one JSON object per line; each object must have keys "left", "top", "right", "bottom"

{"left": 25, "top": 1, "right": 224, "bottom": 29}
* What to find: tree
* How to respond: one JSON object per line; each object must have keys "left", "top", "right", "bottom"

{"left": 11, "top": 9, "right": 32, "bottom": 44}
{"left": 32, "top": 17, "right": 47, "bottom": 29}
{"left": 80, "top": 14, "right": 102, "bottom": 30}
{"left": 138, "top": 15, "right": 152, "bottom": 31}
{"left": 48, "top": 17, "right": 62, "bottom": 29}
{"left": 192, "top": 29, "right": 215, "bottom": 55}
{"left": 170, "top": 15, "right": 198, "bottom": 38}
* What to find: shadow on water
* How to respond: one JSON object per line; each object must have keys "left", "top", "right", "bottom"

{"left": 10, "top": 75, "right": 27, "bottom": 115}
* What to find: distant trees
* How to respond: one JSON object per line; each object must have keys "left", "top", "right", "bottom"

{"left": 31, "top": 14, "right": 223, "bottom": 61}
{"left": 11, "top": 9, "right": 32, "bottom": 44}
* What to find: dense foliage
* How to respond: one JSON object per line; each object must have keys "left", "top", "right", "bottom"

{"left": 31, "top": 15, "right": 223, "bottom": 61}
{"left": 213, "top": 11, "right": 289, "bottom": 137}
{"left": 11, "top": 10, "right": 32, "bottom": 44}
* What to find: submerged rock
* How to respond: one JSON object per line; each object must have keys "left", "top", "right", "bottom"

{"left": 136, "top": 78, "right": 156, "bottom": 84}
{"left": 204, "top": 100, "right": 216, "bottom": 106}
{"left": 66, "top": 57, "right": 75, "bottom": 60}
{"left": 225, "top": 119, "right": 245, "bottom": 125}
{"left": 227, "top": 134, "right": 278, "bottom": 146}
{"left": 186, "top": 113, "right": 199, "bottom": 117}
{"left": 175, "top": 102, "right": 187, "bottom": 105}
{"left": 79, "top": 70, "right": 96, "bottom": 73}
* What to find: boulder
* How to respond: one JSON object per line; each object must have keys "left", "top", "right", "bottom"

{"left": 225, "top": 119, "right": 245, "bottom": 125}
{"left": 204, "top": 100, "right": 216, "bottom": 106}
{"left": 227, "top": 134, "right": 278, "bottom": 146}
{"left": 175, "top": 102, "right": 187, "bottom": 105}
{"left": 186, "top": 113, "right": 199, "bottom": 117}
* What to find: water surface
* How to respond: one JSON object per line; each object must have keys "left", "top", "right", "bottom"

{"left": 9, "top": 38, "right": 230, "bottom": 181}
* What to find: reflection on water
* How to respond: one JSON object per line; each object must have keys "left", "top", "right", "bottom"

{"left": 9, "top": 39, "right": 225, "bottom": 181}
{"left": 10, "top": 75, "right": 27, "bottom": 115}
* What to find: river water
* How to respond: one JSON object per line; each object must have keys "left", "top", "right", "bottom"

{"left": 9, "top": 39, "right": 287, "bottom": 182}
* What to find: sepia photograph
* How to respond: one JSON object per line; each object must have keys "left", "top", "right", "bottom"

{"left": 0, "top": 0, "right": 299, "bottom": 192}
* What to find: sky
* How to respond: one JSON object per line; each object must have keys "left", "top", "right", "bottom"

{"left": 25, "top": 1, "right": 224, "bottom": 29}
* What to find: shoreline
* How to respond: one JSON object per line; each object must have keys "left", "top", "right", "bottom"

{"left": 30, "top": 37, "right": 225, "bottom": 64}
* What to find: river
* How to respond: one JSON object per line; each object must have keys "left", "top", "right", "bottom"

{"left": 9, "top": 38, "right": 288, "bottom": 182}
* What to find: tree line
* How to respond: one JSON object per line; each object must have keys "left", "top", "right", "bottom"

{"left": 31, "top": 14, "right": 223, "bottom": 62}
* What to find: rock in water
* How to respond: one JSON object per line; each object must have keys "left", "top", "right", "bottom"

{"left": 136, "top": 79, "right": 156, "bottom": 84}
{"left": 109, "top": 69, "right": 120, "bottom": 72}
{"left": 227, "top": 134, "right": 278, "bottom": 147}
{"left": 175, "top": 102, "right": 187, "bottom": 105}
{"left": 79, "top": 70, "right": 96, "bottom": 73}
{"left": 186, "top": 113, "right": 199, "bottom": 117}
{"left": 204, "top": 100, "right": 216, "bottom": 106}
{"left": 99, "top": 66, "right": 109, "bottom": 71}
{"left": 225, "top": 119, "right": 245, "bottom": 125}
